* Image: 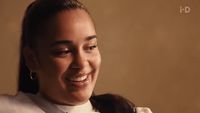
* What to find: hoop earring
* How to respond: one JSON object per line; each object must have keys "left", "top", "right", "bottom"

{"left": 29, "top": 71, "right": 37, "bottom": 80}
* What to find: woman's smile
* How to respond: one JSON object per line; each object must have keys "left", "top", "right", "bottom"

{"left": 65, "top": 72, "right": 92, "bottom": 88}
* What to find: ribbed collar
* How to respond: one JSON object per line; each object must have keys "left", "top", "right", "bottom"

{"left": 55, "top": 100, "right": 97, "bottom": 113}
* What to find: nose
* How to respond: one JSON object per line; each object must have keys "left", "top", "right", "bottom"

{"left": 70, "top": 50, "right": 89, "bottom": 70}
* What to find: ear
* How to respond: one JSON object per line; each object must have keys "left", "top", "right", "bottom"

{"left": 23, "top": 47, "right": 39, "bottom": 72}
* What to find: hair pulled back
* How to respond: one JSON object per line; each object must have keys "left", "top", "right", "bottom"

{"left": 18, "top": 1, "right": 136, "bottom": 112}
{"left": 19, "top": 0, "right": 88, "bottom": 94}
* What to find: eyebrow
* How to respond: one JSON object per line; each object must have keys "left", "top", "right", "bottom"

{"left": 85, "top": 35, "right": 97, "bottom": 41}
{"left": 50, "top": 35, "right": 97, "bottom": 47}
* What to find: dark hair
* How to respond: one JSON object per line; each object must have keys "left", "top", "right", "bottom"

{"left": 90, "top": 94, "right": 136, "bottom": 113}
{"left": 18, "top": 0, "right": 136, "bottom": 112}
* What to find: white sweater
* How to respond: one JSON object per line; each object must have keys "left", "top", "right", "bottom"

{"left": 0, "top": 92, "right": 152, "bottom": 113}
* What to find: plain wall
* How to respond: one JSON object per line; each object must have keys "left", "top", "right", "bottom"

{"left": 0, "top": 0, "right": 200, "bottom": 113}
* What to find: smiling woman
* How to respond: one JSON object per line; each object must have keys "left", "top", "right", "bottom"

{"left": 0, "top": 0, "right": 152, "bottom": 113}
{"left": 22, "top": 8, "right": 101, "bottom": 106}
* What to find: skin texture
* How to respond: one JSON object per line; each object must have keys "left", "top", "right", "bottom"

{"left": 24, "top": 9, "right": 101, "bottom": 105}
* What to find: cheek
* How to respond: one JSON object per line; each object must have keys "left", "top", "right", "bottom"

{"left": 91, "top": 51, "right": 101, "bottom": 72}
{"left": 51, "top": 59, "right": 70, "bottom": 76}
{"left": 38, "top": 55, "right": 72, "bottom": 78}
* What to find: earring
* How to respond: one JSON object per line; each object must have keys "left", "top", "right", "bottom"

{"left": 29, "top": 71, "right": 37, "bottom": 80}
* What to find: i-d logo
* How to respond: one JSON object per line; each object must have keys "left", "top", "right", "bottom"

{"left": 180, "top": 6, "right": 191, "bottom": 14}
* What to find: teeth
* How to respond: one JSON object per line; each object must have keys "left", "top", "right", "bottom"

{"left": 70, "top": 75, "right": 87, "bottom": 82}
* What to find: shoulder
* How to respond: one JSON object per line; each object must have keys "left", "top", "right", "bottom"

{"left": 90, "top": 93, "right": 153, "bottom": 113}
{"left": 0, "top": 92, "right": 44, "bottom": 113}
{"left": 0, "top": 92, "right": 32, "bottom": 105}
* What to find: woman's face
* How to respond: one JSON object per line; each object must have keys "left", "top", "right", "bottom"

{"left": 29, "top": 9, "right": 101, "bottom": 105}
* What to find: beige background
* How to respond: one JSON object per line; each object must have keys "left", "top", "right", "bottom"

{"left": 0, "top": 0, "right": 200, "bottom": 113}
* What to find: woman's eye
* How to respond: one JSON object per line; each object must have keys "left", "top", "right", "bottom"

{"left": 88, "top": 45, "right": 97, "bottom": 51}
{"left": 51, "top": 50, "right": 71, "bottom": 57}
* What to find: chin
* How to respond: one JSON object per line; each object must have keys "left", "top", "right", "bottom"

{"left": 66, "top": 86, "right": 94, "bottom": 105}
{"left": 62, "top": 72, "right": 97, "bottom": 105}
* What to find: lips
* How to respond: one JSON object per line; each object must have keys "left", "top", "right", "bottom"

{"left": 69, "top": 74, "right": 88, "bottom": 82}
{"left": 65, "top": 73, "right": 91, "bottom": 87}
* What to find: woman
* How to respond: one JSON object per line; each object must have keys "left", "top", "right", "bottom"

{"left": 0, "top": 0, "right": 152, "bottom": 113}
